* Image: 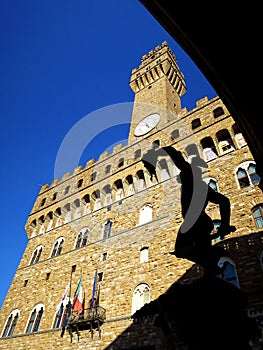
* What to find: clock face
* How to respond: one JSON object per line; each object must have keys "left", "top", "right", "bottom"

{"left": 134, "top": 113, "right": 160, "bottom": 136}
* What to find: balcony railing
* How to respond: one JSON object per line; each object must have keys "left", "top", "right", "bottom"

{"left": 66, "top": 306, "right": 106, "bottom": 341}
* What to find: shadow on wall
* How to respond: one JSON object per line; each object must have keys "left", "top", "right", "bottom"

{"left": 103, "top": 249, "right": 262, "bottom": 350}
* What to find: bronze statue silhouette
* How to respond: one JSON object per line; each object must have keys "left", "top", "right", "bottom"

{"left": 142, "top": 144, "right": 236, "bottom": 274}
{"left": 131, "top": 144, "right": 261, "bottom": 349}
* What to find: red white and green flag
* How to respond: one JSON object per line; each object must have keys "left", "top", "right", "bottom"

{"left": 72, "top": 276, "right": 83, "bottom": 313}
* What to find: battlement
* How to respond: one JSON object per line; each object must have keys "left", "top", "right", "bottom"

{"left": 130, "top": 41, "right": 186, "bottom": 98}
{"left": 37, "top": 142, "right": 126, "bottom": 195}
{"left": 35, "top": 94, "right": 226, "bottom": 200}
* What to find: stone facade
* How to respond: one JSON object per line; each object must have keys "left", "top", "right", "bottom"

{"left": 0, "top": 42, "right": 263, "bottom": 349}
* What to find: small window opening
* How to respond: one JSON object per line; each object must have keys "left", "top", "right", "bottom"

{"left": 91, "top": 172, "right": 97, "bottom": 181}
{"left": 102, "top": 252, "right": 108, "bottom": 261}
{"left": 213, "top": 106, "right": 224, "bottom": 118}
{"left": 118, "top": 158, "right": 124, "bottom": 167}
{"left": 77, "top": 179, "right": 83, "bottom": 188}
{"left": 64, "top": 186, "right": 70, "bottom": 195}
{"left": 191, "top": 118, "right": 201, "bottom": 129}
{"left": 98, "top": 272, "right": 103, "bottom": 282}
{"left": 40, "top": 198, "right": 46, "bottom": 207}
{"left": 134, "top": 149, "right": 141, "bottom": 159}
{"left": 171, "top": 129, "right": 179, "bottom": 140}
{"left": 24, "top": 279, "right": 28, "bottom": 287}
{"left": 105, "top": 165, "right": 111, "bottom": 174}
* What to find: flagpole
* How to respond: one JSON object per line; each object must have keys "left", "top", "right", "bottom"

{"left": 61, "top": 267, "right": 74, "bottom": 337}
{"left": 91, "top": 267, "right": 98, "bottom": 308}
{"left": 69, "top": 266, "right": 74, "bottom": 304}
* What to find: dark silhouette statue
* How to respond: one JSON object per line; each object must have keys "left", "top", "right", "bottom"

{"left": 134, "top": 144, "right": 261, "bottom": 349}
{"left": 142, "top": 144, "right": 235, "bottom": 274}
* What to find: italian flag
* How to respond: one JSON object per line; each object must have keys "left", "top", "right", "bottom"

{"left": 72, "top": 276, "right": 83, "bottom": 313}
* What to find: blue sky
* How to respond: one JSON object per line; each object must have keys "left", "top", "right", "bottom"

{"left": 0, "top": 0, "right": 217, "bottom": 309}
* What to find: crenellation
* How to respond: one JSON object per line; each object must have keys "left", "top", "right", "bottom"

{"left": 112, "top": 143, "right": 123, "bottom": 153}
{"left": 73, "top": 165, "right": 83, "bottom": 174}
{"left": 196, "top": 96, "right": 209, "bottom": 107}
{"left": 50, "top": 178, "right": 60, "bottom": 187}
{"left": 38, "top": 184, "right": 49, "bottom": 194}
{"left": 61, "top": 171, "right": 71, "bottom": 181}
{"left": 84, "top": 158, "right": 95, "bottom": 169}
{"left": 98, "top": 151, "right": 109, "bottom": 161}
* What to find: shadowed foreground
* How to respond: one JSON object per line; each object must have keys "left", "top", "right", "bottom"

{"left": 132, "top": 271, "right": 260, "bottom": 350}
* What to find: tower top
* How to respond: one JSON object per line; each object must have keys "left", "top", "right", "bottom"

{"left": 130, "top": 41, "right": 186, "bottom": 97}
{"left": 140, "top": 41, "right": 176, "bottom": 66}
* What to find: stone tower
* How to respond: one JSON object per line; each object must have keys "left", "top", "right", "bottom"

{"left": 0, "top": 42, "right": 262, "bottom": 350}
{"left": 128, "top": 41, "right": 186, "bottom": 143}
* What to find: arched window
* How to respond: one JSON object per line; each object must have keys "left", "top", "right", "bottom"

{"left": 92, "top": 190, "right": 102, "bottom": 211}
{"left": 204, "top": 177, "right": 219, "bottom": 192}
{"left": 63, "top": 203, "right": 71, "bottom": 224}
{"left": 25, "top": 304, "right": 44, "bottom": 334}
{"left": 75, "top": 228, "right": 89, "bottom": 248}
{"left": 103, "top": 184, "right": 113, "bottom": 206}
{"left": 30, "top": 219, "right": 37, "bottom": 238}
{"left": 252, "top": 205, "right": 263, "bottom": 228}
{"left": 159, "top": 159, "right": 170, "bottom": 181}
{"left": 136, "top": 170, "right": 146, "bottom": 191}
{"left": 1, "top": 309, "right": 19, "bottom": 337}
{"left": 30, "top": 246, "right": 42, "bottom": 265}
{"left": 82, "top": 194, "right": 91, "bottom": 215}
{"left": 51, "top": 238, "right": 64, "bottom": 257}
{"left": 132, "top": 283, "right": 150, "bottom": 315}
{"left": 216, "top": 129, "right": 235, "bottom": 154}
{"left": 38, "top": 216, "right": 45, "bottom": 235}
{"left": 237, "top": 168, "right": 250, "bottom": 188}
{"left": 55, "top": 207, "right": 63, "bottom": 227}
{"left": 103, "top": 220, "right": 112, "bottom": 239}
{"left": 114, "top": 179, "right": 125, "bottom": 201}
{"left": 218, "top": 258, "right": 239, "bottom": 288}
{"left": 140, "top": 247, "right": 149, "bottom": 263}
{"left": 248, "top": 164, "right": 261, "bottom": 184}
{"left": 46, "top": 212, "right": 54, "bottom": 231}
{"left": 139, "top": 204, "right": 152, "bottom": 225}
{"left": 232, "top": 123, "right": 247, "bottom": 148}
{"left": 200, "top": 137, "right": 218, "bottom": 161}
{"left": 53, "top": 300, "right": 71, "bottom": 329}
{"left": 126, "top": 175, "right": 136, "bottom": 196}
{"left": 235, "top": 161, "right": 260, "bottom": 188}
{"left": 73, "top": 199, "right": 82, "bottom": 219}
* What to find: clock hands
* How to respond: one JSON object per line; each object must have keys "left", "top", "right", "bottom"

{"left": 134, "top": 113, "right": 160, "bottom": 136}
